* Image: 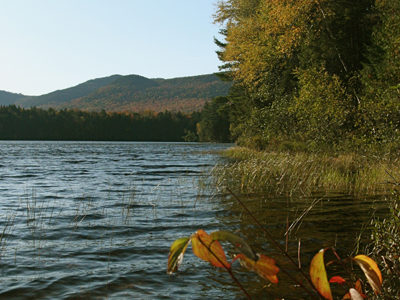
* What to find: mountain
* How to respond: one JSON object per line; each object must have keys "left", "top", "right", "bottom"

{"left": 68, "top": 74, "right": 231, "bottom": 112}
{"left": 0, "top": 73, "right": 231, "bottom": 113}
{"left": 16, "top": 75, "right": 122, "bottom": 107}
{"left": 0, "top": 90, "right": 29, "bottom": 106}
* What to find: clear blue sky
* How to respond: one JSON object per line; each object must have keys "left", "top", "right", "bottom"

{"left": 0, "top": 0, "right": 222, "bottom": 95}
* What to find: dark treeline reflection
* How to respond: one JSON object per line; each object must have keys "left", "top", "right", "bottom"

{"left": 0, "top": 105, "right": 200, "bottom": 141}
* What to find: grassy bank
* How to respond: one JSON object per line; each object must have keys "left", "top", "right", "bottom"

{"left": 214, "top": 147, "right": 400, "bottom": 197}
{"left": 213, "top": 146, "right": 400, "bottom": 297}
{"left": 367, "top": 195, "right": 400, "bottom": 297}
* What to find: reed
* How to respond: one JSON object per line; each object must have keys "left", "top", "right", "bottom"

{"left": 214, "top": 147, "right": 400, "bottom": 197}
{"left": 367, "top": 194, "right": 400, "bottom": 298}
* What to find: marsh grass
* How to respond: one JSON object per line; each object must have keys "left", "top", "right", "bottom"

{"left": 214, "top": 147, "right": 400, "bottom": 197}
{"left": 0, "top": 214, "right": 15, "bottom": 258}
{"left": 367, "top": 194, "right": 400, "bottom": 298}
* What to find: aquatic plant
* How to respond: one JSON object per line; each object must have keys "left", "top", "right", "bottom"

{"left": 214, "top": 147, "right": 400, "bottom": 197}
{"left": 368, "top": 193, "right": 400, "bottom": 298}
{"left": 167, "top": 191, "right": 383, "bottom": 299}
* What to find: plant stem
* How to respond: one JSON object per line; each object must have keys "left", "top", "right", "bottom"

{"left": 197, "top": 235, "right": 252, "bottom": 299}
{"left": 227, "top": 188, "right": 320, "bottom": 298}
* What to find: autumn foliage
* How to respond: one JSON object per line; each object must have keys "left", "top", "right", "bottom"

{"left": 168, "top": 230, "right": 382, "bottom": 299}
{"left": 213, "top": 0, "right": 400, "bottom": 151}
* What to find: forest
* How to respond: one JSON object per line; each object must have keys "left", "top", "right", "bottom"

{"left": 0, "top": 105, "right": 199, "bottom": 141}
{"left": 193, "top": 1, "right": 400, "bottom": 297}
{"left": 199, "top": 0, "right": 400, "bottom": 152}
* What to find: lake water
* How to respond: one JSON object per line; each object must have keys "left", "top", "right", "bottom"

{"left": 0, "top": 141, "right": 385, "bottom": 299}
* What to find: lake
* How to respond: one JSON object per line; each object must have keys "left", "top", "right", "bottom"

{"left": 0, "top": 141, "right": 384, "bottom": 299}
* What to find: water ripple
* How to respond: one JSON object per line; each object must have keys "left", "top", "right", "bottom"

{"left": 0, "top": 141, "right": 231, "bottom": 299}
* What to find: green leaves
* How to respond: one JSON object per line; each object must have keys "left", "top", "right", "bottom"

{"left": 167, "top": 237, "right": 191, "bottom": 274}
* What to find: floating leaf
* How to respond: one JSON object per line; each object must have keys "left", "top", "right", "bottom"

{"left": 236, "top": 253, "right": 279, "bottom": 284}
{"left": 310, "top": 249, "right": 333, "bottom": 300}
{"left": 329, "top": 276, "right": 346, "bottom": 284}
{"left": 353, "top": 255, "right": 382, "bottom": 294}
{"left": 191, "top": 229, "right": 229, "bottom": 268}
{"left": 167, "top": 237, "right": 191, "bottom": 274}
{"left": 210, "top": 230, "right": 257, "bottom": 260}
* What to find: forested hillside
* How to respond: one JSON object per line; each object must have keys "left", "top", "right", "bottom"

{"left": 0, "top": 74, "right": 231, "bottom": 113}
{"left": 204, "top": 0, "right": 400, "bottom": 151}
{"left": 16, "top": 75, "right": 122, "bottom": 107}
{"left": 67, "top": 74, "right": 231, "bottom": 112}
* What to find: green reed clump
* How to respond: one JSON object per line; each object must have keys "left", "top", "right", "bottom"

{"left": 214, "top": 147, "right": 400, "bottom": 196}
{"left": 367, "top": 194, "right": 400, "bottom": 298}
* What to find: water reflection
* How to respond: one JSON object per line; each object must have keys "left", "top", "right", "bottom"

{"left": 212, "top": 191, "right": 386, "bottom": 298}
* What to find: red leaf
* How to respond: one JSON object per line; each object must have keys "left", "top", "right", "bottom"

{"left": 329, "top": 276, "right": 346, "bottom": 284}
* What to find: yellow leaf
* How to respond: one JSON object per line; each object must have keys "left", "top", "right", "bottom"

{"left": 309, "top": 249, "right": 333, "bottom": 300}
{"left": 236, "top": 253, "right": 279, "bottom": 284}
{"left": 353, "top": 255, "right": 382, "bottom": 294}
{"left": 167, "top": 237, "right": 191, "bottom": 274}
{"left": 191, "top": 229, "right": 229, "bottom": 268}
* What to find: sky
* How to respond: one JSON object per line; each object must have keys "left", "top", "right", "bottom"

{"left": 0, "top": 0, "right": 223, "bottom": 95}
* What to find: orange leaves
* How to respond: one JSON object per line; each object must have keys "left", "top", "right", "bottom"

{"left": 167, "top": 229, "right": 279, "bottom": 285}
{"left": 236, "top": 253, "right": 279, "bottom": 284}
{"left": 310, "top": 249, "right": 333, "bottom": 300}
{"left": 168, "top": 231, "right": 384, "bottom": 299}
{"left": 191, "top": 229, "right": 229, "bottom": 268}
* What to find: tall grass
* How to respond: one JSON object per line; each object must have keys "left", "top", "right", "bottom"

{"left": 213, "top": 147, "right": 400, "bottom": 197}
{"left": 367, "top": 194, "right": 400, "bottom": 298}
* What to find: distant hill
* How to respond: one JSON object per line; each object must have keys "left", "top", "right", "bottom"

{"left": 0, "top": 73, "right": 231, "bottom": 113}
{"left": 0, "top": 91, "right": 29, "bottom": 106}
{"left": 16, "top": 75, "right": 123, "bottom": 107}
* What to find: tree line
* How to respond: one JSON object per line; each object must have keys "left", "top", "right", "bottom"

{"left": 198, "top": 0, "right": 400, "bottom": 151}
{"left": 0, "top": 106, "right": 200, "bottom": 141}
